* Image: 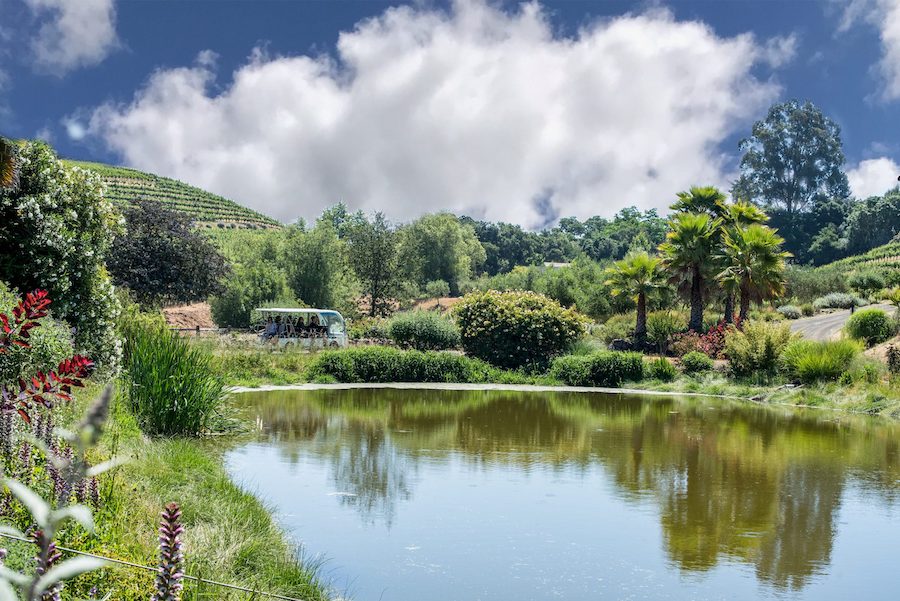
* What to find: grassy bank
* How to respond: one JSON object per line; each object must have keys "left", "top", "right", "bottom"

{"left": 43, "top": 383, "right": 329, "bottom": 600}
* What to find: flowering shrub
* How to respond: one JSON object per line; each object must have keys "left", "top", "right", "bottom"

{"left": 671, "top": 321, "right": 731, "bottom": 358}
{"left": 0, "top": 142, "right": 122, "bottom": 372}
{"left": 454, "top": 290, "right": 587, "bottom": 370}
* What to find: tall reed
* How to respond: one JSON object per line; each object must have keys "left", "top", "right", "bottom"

{"left": 122, "top": 321, "right": 226, "bottom": 436}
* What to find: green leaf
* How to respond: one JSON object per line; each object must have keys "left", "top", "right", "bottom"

{"left": 34, "top": 557, "right": 106, "bottom": 595}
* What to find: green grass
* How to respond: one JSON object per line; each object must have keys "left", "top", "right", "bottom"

{"left": 65, "top": 160, "right": 281, "bottom": 229}
{"left": 34, "top": 383, "right": 330, "bottom": 600}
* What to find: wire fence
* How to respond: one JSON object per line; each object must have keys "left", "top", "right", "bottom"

{"left": 0, "top": 533, "right": 311, "bottom": 601}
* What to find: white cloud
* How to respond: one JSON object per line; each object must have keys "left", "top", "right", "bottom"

{"left": 847, "top": 157, "right": 900, "bottom": 198}
{"left": 86, "top": 0, "right": 786, "bottom": 227}
{"left": 761, "top": 34, "right": 799, "bottom": 68}
{"left": 62, "top": 117, "right": 87, "bottom": 141}
{"left": 24, "top": 0, "right": 119, "bottom": 75}
{"left": 840, "top": 0, "right": 900, "bottom": 101}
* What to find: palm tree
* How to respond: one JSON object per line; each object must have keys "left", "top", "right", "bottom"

{"left": 670, "top": 186, "right": 728, "bottom": 218}
{"left": 719, "top": 224, "right": 790, "bottom": 322}
{"left": 719, "top": 201, "right": 769, "bottom": 322}
{"left": 0, "top": 137, "right": 18, "bottom": 191}
{"left": 604, "top": 251, "right": 665, "bottom": 339}
{"left": 659, "top": 212, "right": 720, "bottom": 332}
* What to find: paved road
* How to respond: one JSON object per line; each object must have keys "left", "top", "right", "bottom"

{"left": 789, "top": 303, "right": 895, "bottom": 341}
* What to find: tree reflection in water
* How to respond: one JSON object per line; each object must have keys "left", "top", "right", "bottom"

{"left": 237, "top": 388, "right": 900, "bottom": 592}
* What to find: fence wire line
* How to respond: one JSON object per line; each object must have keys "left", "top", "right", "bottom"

{"left": 0, "top": 532, "right": 312, "bottom": 601}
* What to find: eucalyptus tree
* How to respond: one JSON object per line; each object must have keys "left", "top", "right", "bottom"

{"left": 0, "top": 137, "right": 18, "bottom": 190}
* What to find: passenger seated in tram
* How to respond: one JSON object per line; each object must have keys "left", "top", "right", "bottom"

{"left": 309, "top": 314, "right": 328, "bottom": 336}
{"left": 262, "top": 317, "right": 277, "bottom": 340}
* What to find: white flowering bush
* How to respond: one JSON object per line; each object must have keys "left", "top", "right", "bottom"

{"left": 0, "top": 142, "right": 123, "bottom": 372}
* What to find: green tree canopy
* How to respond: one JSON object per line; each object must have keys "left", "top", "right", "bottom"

{"left": 604, "top": 252, "right": 666, "bottom": 339}
{"left": 347, "top": 212, "right": 399, "bottom": 317}
{"left": 659, "top": 212, "right": 720, "bottom": 332}
{"left": 398, "top": 213, "right": 486, "bottom": 295}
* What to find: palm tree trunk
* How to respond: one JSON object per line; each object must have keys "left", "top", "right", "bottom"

{"left": 689, "top": 264, "right": 704, "bottom": 332}
{"left": 724, "top": 293, "right": 734, "bottom": 324}
{"left": 635, "top": 292, "right": 647, "bottom": 339}
{"left": 738, "top": 281, "right": 751, "bottom": 323}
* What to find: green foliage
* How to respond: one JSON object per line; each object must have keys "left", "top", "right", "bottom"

{"left": 784, "top": 265, "right": 848, "bottom": 302}
{"left": 283, "top": 221, "right": 357, "bottom": 313}
{"left": 211, "top": 262, "right": 292, "bottom": 328}
{"left": 801, "top": 303, "right": 815, "bottom": 316}
{"left": 397, "top": 213, "right": 486, "bottom": 294}
{"left": 388, "top": 311, "right": 460, "bottom": 351}
{"left": 720, "top": 223, "right": 790, "bottom": 321}
{"left": 681, "top": 351, "right": 714, "bottom": 374}
{"left": 348, "top": 316, "right": 390, "bottom": 341}
{"left": 845, "top": 308, "right": 896, "bottom": 346}
{"left": 646, "top": 310, "right": 685, "bottom": 353}
{"left": 659, "top": 211, "right": 720, "bottom": 331}
{"left": 645, "top": 357, "right": 677, "bottom": 382}
{"left": 454, "top": 290, "right": 586, "bottom": 369}
{"left": 887, "top": 345, "right": 900, "bottom": 376}
{"left": 781, "top": 339, "right": 862, "bottom": 383}
{"left": 305, "top": 346, "right": 521, "bottom": 384}
{"left": 813, "top": 292, "right": 868, "bottom": 310}
{"left": 597, "top": 312, "right": 637, "bottom": 344}
{"left": 122, "top": 320, "right": 227, "bottom": 435}
{"left": 604, "top": 251, "right": 666, "bottom": 337}
{"left": 847, "top": 270, "right": 886, "bottom": 299}
{"left": 725, "top": 321, "right": 795, "bottom": 376}
{"left": 425, "top": 279, "right": 451, "bottom": 299}
{"left": 66, "top": 160, "right": 281, "bottom": 228}
{"left": 776, "top": 305, "right": 801, "bottom": 319}
{"left": 108, "top": 200, "right": 228, "bottom": 307}
{"left": 0, "top": 142, "right": 122, "bottom": 371}
{"left": 844, "top": 189, "right": 900, "bottom": 256}
{"left": 346, "top": 212, "right": 399, "bottom": 317}
{"left": 733, "top": 100, "right": 849, "bottom": 258}
{"left": 549, "top": 351, "right": 644, "bottom": 387}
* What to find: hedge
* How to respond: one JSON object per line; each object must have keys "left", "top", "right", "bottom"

{"left": 549, "top": 351, "right": 644, "bottom": 387}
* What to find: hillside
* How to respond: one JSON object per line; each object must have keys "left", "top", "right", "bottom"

{"left": 814, "top": 240, "right": 900, "bottom": 282}
{"left": 66, "top": 160, "right": 281, "bottom": 229}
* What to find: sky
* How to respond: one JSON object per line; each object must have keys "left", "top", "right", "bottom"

{"left": 1, "top": 0, "right": 899, "bottom": 228}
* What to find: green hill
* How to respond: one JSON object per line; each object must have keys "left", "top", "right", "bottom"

{"left": 815, "top": 240, "right": 900, "bottom": 280}
{"left": 66, "top": 160, "right": 281, "bottom": 229}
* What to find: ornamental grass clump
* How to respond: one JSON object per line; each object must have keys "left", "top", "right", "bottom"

{"left": 388, "top": 311, "right": 460, "bottom": 351}
{"left": 152, "top": 502, "right": 185, "bottom": 601}
{"left": 724, "top": 321, "right": 795, "bottom": 377}
{"left": 454, "top": 290, "right": 586, "bottom": 370}
{"left": 122, "top": 320, "right": 227, "bottom": 436}
{"left": 781, "top": 339, "right": 863, "bottom": 383}
{"left": 645, "top": 357, "right": 677, "bottom": 382}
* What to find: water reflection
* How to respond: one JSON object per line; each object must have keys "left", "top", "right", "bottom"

{"left": 233, "top": 388, "right": 900, "bottom": 597}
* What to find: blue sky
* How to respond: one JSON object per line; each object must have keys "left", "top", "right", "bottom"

{"left": 2, "top": 0, "right": 899, "bottom": 226}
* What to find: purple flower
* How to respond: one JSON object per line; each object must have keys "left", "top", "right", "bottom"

{"left": 152, "top": 502, "right": 185, "bottom": 601}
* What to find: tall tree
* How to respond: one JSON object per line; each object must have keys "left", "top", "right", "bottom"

{"left": 108, "top": 200, "right": 229, "bottom": 307}
{"left": 397, "top": 213, "right": 485, "bottom": 295}
{"left": 347, "top": 212, "right": 399, "bottom": 317}
{"left": 733, "top": 100, "right": 849, "bottom": 242}
{"left": 282, "top": 221, "right": 353, "bottom": 309}
{"left": 719, "top": 224, "right": 790, "bottom": 322}
{"left": 719, "top": 201, "right": 769, "bottom": 322}
{"left": 659, "top": 212, "right": 720, "bottom": 332}
{"left": 604, "top": 252, "right": 665, "bottom": 339}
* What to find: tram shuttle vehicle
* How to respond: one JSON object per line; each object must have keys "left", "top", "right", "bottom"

{"left": 256, "top": 308, "right": 348, "bottom": 349}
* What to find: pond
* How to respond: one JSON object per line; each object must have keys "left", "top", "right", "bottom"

{"left": 225, "top": 387, "right": 900, "bottom": 601}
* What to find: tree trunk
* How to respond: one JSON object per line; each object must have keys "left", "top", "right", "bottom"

{"left": 724, "top": 293, "right": 734, "bottom": 324}
{"left": 635, "top": 292, "right": 648, "bottom": 339}
{"left": 738, "top": 281, "right": 751, "bottom": 323}
{"left": 689, "top": 264, "right": 704, "bottom": 332}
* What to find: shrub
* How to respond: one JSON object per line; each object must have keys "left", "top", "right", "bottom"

{"left": 388, "top": 311, "right": 460, "bottom": 351}
{"left": 645, "top": 357, "right": 677, "bottom": 382}
{"left": 454, "top": 290, "right": 586, "bottom": 369}
{"left": 348, "top": 316, "right": 390, "bottom": 341}
{"left": 776, "top": 305, "right": 802, "bottom": 320}
{"left": 305, "top": 346, "right": 502, "bottom": 383}
{"left": 800, "top": 303, "right": 815, "bottom": 317}
{"left": 671, "top": 322, "right": 729, "bottom": 358}
{"left": 781, "top": 339, "right": 862, "bottom": 383}
{"left": 681, "top": 351, "right": 713, "bottom": 374}
{"left": 549, "top": 351, "right": 644, "bottom": 387}
{"left": 813, "top": 292, "right": 868, "bottom": 310}
{"left": 845, "top": 308, "right": 896, "bottom": 346}
{"left": 848, "top": 270, "right": 886, "bottom": 299}
{"left": 646, "top": 311, "right": 685, "bottom": 354}
{"left": 725, "top": 321, "right": 795, "bottom": 376}
{"left": 425, "top": 279, "right": 451, "bottom": 299}
{"left": 598, "top": 313, "right": 636, "bottom": 345}
{"left": 122, "top": 320, "right": 227, "bottom": 435}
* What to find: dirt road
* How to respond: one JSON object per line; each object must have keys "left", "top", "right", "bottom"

{"left": 789, "top": 304, "right": 895, "bottom": 341}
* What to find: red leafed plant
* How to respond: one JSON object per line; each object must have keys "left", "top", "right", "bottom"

{"left": 0, "top": 290, "right": 93, "bottom": 423}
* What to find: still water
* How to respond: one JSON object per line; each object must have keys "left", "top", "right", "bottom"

{"left": 225, "top": 388, "right": 900, "bottom": 601}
